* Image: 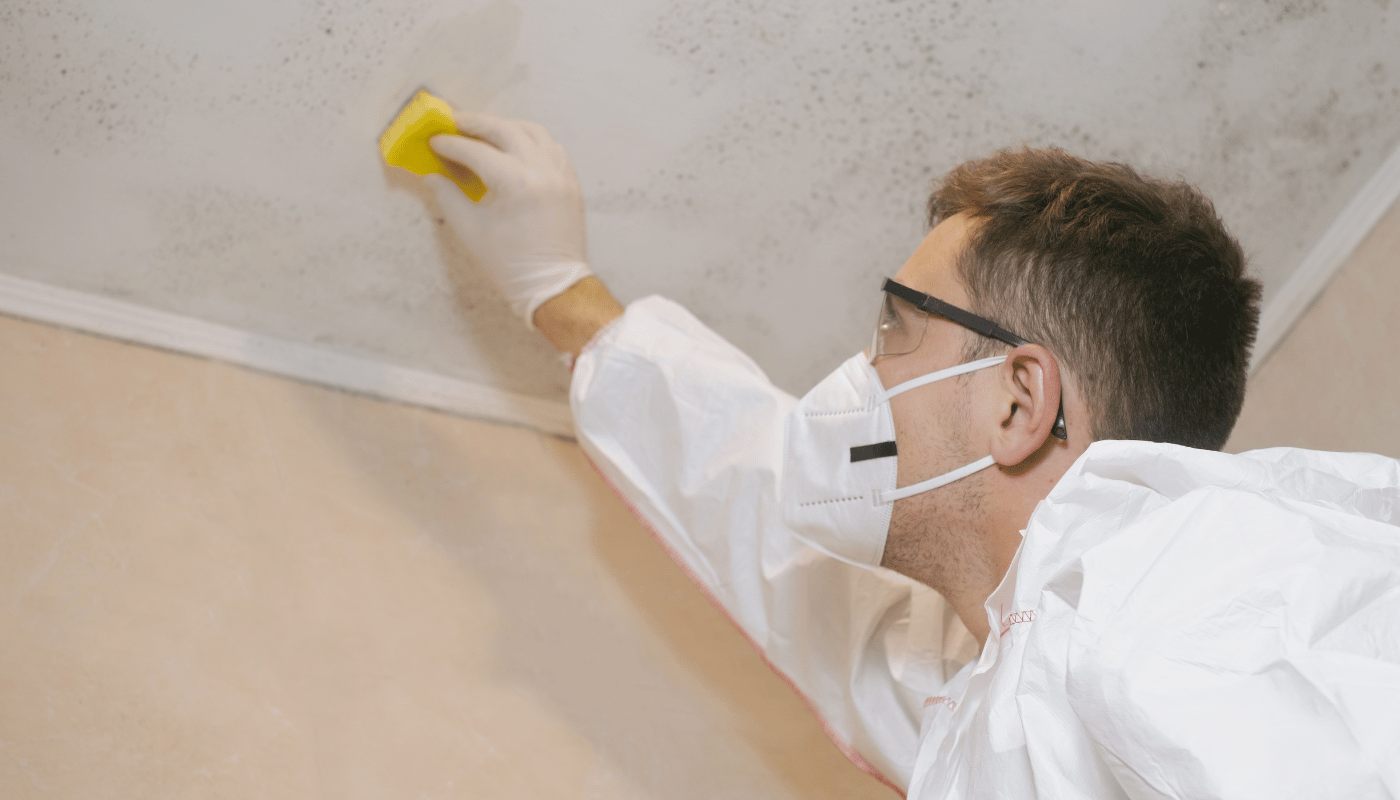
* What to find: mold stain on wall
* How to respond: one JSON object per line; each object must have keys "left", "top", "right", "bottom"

{"left": 0, "top": 0, "right": 1397, "bottom": 401}
{"left": 619, "top": 0, "right": 1400, "bottom": 390}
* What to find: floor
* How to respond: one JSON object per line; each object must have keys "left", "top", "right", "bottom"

{"left": 0, "top": 313, "right": 891, "bottom": 799}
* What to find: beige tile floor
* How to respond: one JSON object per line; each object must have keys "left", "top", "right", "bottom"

{"left": 0, "top": 315, "right": 892, "bottom": 799}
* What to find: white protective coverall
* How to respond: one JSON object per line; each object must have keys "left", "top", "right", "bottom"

{"left": 571, "top": 296, "right": 1400, "bottom": 799}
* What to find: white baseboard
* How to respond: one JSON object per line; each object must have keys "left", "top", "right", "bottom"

{"left": 1251, "top": 141, "right": 1400, "bottom": 374}
{"left": 0, "top": 273, "right": 575, "bottom": 438}
{"left": 4, "top": 140, "right": 1396, "bottom": 425}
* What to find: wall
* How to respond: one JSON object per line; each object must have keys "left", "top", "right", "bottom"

{"left": 4, "top": 3, "right": 1397, "bottom": 791}
{"left": 2, "top": 0, "right": 1399, "bottom": 408}
{"left": 1229, "top": 195, "right": 1400, "bottom": 458}
{"left": 0, "top": 312, "right": 894, "bottom": 799}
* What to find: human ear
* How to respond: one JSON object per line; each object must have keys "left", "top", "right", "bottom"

{"left": 988, "top": 344, "right": 1063, "bottom": 468}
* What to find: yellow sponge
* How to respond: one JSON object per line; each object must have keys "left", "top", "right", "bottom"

{"left": 379, "top": 88, "right": 487, "bottom": 201}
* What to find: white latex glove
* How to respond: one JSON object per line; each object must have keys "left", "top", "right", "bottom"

{"left": 425, "top": 113, "right": 593, "bottom": 330}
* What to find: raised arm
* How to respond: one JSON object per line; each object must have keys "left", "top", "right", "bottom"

{"left": 423, "top": 113, "right": 621, "bottom": 355}
{"left": 420, "top": 113, "right": 978, "bottom": 791}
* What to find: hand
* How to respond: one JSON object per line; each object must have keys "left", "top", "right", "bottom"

{"left": 425, "top": 113, "right": 593, "bottom": 329}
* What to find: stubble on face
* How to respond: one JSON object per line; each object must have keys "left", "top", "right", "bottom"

{"left": 880, "top": 374, "right": 997, "bottom": 604}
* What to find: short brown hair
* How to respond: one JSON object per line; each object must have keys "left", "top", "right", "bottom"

{"left": 929, "top": 147, "right": 1261, "bottom": 450}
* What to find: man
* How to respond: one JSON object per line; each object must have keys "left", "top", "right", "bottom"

{"left": 419, "top": 113, "right": 1400, "bottom": 798}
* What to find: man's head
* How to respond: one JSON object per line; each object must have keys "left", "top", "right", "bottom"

{"left": 929, "top": 147, "right": 1262, "bottom": 450}
{"left": 872, "top": 148, "right": 1260, "bottom": 641}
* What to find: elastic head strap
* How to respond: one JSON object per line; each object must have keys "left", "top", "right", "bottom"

{"left": 875, "top": 356, "right": 1007, "bottom": 405}
{"left": 873, "top": 455, "right": 997, "bottom": 504}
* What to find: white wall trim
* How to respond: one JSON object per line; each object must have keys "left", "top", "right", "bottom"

{"left": 6, "top": 140, "right": 1398, "bottom": 424}
{"left": 1252, "top": 141, "right": 1400, "bottom": 374}
{"left": 0, "top": 273, "right": 576, "bottom": 438}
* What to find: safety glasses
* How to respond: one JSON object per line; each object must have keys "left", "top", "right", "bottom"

{"left": 871, "top": 278, "right": 1067, "bottom": 439}
{"left": 871, "top": 278, "right": 1028, "bottom": 358}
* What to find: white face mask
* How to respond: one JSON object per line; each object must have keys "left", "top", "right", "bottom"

{"left": 780, "top": 351, "right": 1007, "bottom": 566}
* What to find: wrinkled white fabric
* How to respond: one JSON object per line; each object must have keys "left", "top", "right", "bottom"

{"left": 572, "top": 296, "right": 1400, "bottom": 799}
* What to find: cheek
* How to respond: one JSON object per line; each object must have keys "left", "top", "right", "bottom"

{"left": 888, "top": 392, "right": 939, "bottom": 484}
{"left": 889, "top": 383, "right": 976, "bottom": 484}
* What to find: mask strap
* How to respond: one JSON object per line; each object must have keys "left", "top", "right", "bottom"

{"left": 876, "top": 356, "right": 1007, "bottom": 405}
{"left": 873, "top": 455, "right": 996, "bottom": 505}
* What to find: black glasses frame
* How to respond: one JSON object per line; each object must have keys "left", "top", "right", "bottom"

{"left": 881, "top": 278, "right": 1067, "bottom": 441}
{"left": 882, "top": 279, "right": 1028, "bottom": 348}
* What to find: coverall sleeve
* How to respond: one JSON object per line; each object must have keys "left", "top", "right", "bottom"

{"left": 570, "top": 296, "right": 977, "bottom": 790}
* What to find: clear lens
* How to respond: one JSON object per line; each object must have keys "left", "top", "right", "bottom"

{"left": 871, "top": 292, "right": 928, "bottom": 359}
